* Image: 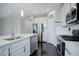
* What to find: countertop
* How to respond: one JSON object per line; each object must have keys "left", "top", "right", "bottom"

{"left": 57, "top": 35, "right": 79, "bottom": 43}
{"left": 0, "top": 33, "right": 37, "bottom": 48}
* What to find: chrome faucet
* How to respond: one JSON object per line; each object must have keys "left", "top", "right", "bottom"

{"left": 11, "top": 24, "right": 15, "bottom": 37}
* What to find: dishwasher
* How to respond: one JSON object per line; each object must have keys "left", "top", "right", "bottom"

{"left": 30, "top": 35, "right": 38, "bottom": 55}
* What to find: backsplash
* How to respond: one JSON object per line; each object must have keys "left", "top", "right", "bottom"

{"left": 56, "top": 24, "right": 79, "bottom": 35}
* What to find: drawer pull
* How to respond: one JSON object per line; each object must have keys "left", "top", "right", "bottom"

{"left": 8, "top": 48, "right": 10, "bottom": 56}
{"left": 24, "top": 46, "right": 26, "bottom": 52}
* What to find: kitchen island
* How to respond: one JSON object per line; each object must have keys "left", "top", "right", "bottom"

{"left": 0, "top": 33, "right": 38, "bottom": 56}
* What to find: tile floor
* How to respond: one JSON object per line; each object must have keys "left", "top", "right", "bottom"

{"left": 31, "top": 42, "right": 60, "bottom": 56}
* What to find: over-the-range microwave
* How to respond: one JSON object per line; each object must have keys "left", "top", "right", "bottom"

{"left": 66, "top": 3, "right": 79, "bottom": 24}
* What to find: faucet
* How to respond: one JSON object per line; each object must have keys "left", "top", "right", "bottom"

{"left": 11, "top": 24, "right": 15, "bottom": 38}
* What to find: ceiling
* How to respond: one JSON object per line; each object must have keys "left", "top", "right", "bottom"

{"left": 0, "top": 3, "right": 64, "bottom": 17}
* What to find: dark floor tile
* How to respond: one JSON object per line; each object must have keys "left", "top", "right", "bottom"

{"left": 31, "top": 42, "right": 59, "bottom": 56}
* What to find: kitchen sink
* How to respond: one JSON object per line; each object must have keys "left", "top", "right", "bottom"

{"left": 4, "top": 36, "right": 21, "bottom": 41}
{"left": 14, "top": 36, "right": 21, "bottom": 39}
{"left": 60, "top": 35, "right": 79, "bottom": 41}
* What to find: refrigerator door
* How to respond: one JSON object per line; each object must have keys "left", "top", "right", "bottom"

{"left": 38, "top": 23, "right": 43, "bottom": 42}
{"left": 33, "top": 23, "right": 44, "bottom": 42}
{"left": 33, "top": 24, "right": 38, "bottom": 33}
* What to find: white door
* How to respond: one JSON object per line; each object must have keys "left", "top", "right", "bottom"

{"left": 47, "top": 11, "right": 57, "bottom": 46}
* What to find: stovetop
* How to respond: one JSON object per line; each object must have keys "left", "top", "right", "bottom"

{"left": 60, "top": 30, "right": 79, "bottom": 42}
{"left": 60, "top": 35, "right": 79, "bottom": 41}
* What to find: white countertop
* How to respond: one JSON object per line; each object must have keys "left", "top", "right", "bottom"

{"left": 0, "top": 33, "right": 37, "bottom": 48}
{"left": 57, "top": 35, "right": 79, "bottom": 43}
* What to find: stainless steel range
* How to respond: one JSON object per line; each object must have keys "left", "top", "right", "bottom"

{"left": 57, "top": 30, "right": 79, "bottom": 56}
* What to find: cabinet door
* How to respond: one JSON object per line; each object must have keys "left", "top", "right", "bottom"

{"left": 10, "top": 39, "right": 26, "bottom": 56}
{"left": 30, "top": 35, "right": 38, "bottom": 54}
{"left": 24, "top": 38, "right": 30, "bottom": 56}
{"left": 65, "top": 41, "right": 79, "bottom": 56}
{"left": 0, "top": 46, "right": 9, "bottom": 56}
{"left": 11, "top": 47, "right": 24, "bottom": 56}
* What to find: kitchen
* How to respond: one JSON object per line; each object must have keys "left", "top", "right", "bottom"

{"left": 0, "top": 3, "right": 79, "bottom": 56}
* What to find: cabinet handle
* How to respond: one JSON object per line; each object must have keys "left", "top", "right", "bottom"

{"left": 24, "top": 46, "right": 26, "bottom": 52}
{"left": 8, "top": 48, "right": 10, "bottom": 56}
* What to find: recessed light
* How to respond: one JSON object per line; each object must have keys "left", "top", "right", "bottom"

{"left": 21, "top": 10, "right": 24, "bottom": 16}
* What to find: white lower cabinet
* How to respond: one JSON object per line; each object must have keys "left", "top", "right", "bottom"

{"left": 0, "top": 46, "right": 10, "bottom": 56}
{"left": 10, "top": 47, "right": 24, "bottom": 56}
{"left": 65, "top": 41, "right": 79, "bottom": 56}
{"left": 10, "top": 38, "right": 30, "bottom": 56}
{"left": 0, "top": 35, "right": 37, "bottom": 56}
{"left": 24, "top": 38, "right": 30, "bottom": 56}
{"left": 65, "top": 49, "right": 71, "bottom": 56}
{"left": 30, "top": 35, "right": 38, "bottom": 54}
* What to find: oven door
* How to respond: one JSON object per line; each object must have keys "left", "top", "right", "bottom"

{"left": 57, "top": 42, "right": 65, "bottom": 56}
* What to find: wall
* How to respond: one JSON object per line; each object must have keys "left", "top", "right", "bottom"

{"left": 20, "top": 17, "right": 33, "bottom": 33}
{"left": 47, "top": 11, "right": 57, "bottom": 46}
{"left": 0, "top": 3, "right": 33, "bottom": 35}
{"left": 0, "top": 16, "right": 33, "bottom": 35}
{"left": 0, "top": 4, "right": 21, "bottom": 35}
{"left": 2, "top": 16, "right": 21, "bottom": 35}
{"left": 0, "top": 18, "right": 3, "bottom": 35}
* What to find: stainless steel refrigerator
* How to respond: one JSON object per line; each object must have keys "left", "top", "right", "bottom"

{"left": 33, "top": 23, "right": 44, "bottom": 42}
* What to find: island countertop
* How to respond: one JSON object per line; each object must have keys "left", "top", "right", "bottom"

{"left": 0, "top": 33, "right": 38, "bottom": 48}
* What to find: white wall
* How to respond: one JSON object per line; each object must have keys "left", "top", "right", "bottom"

{"left": 0, "top": 4, "right": 21, "bottom": 35}
{"left": 0, "top": 18, "right": 3, "bottom": 35}
{"left": 0, "top": 3, "right": 33, "bottom": 35}
{"left": 20, "top": 17, "right": 33, "bottom": 33}
{"left": 47, "top": 11, "right": 57, "bottom": 46}
{"left": 2, "top": 16, "right": 21, "bottom": 35}
{"left": 0, "top": 16, "right": 33, "bottom": 35}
